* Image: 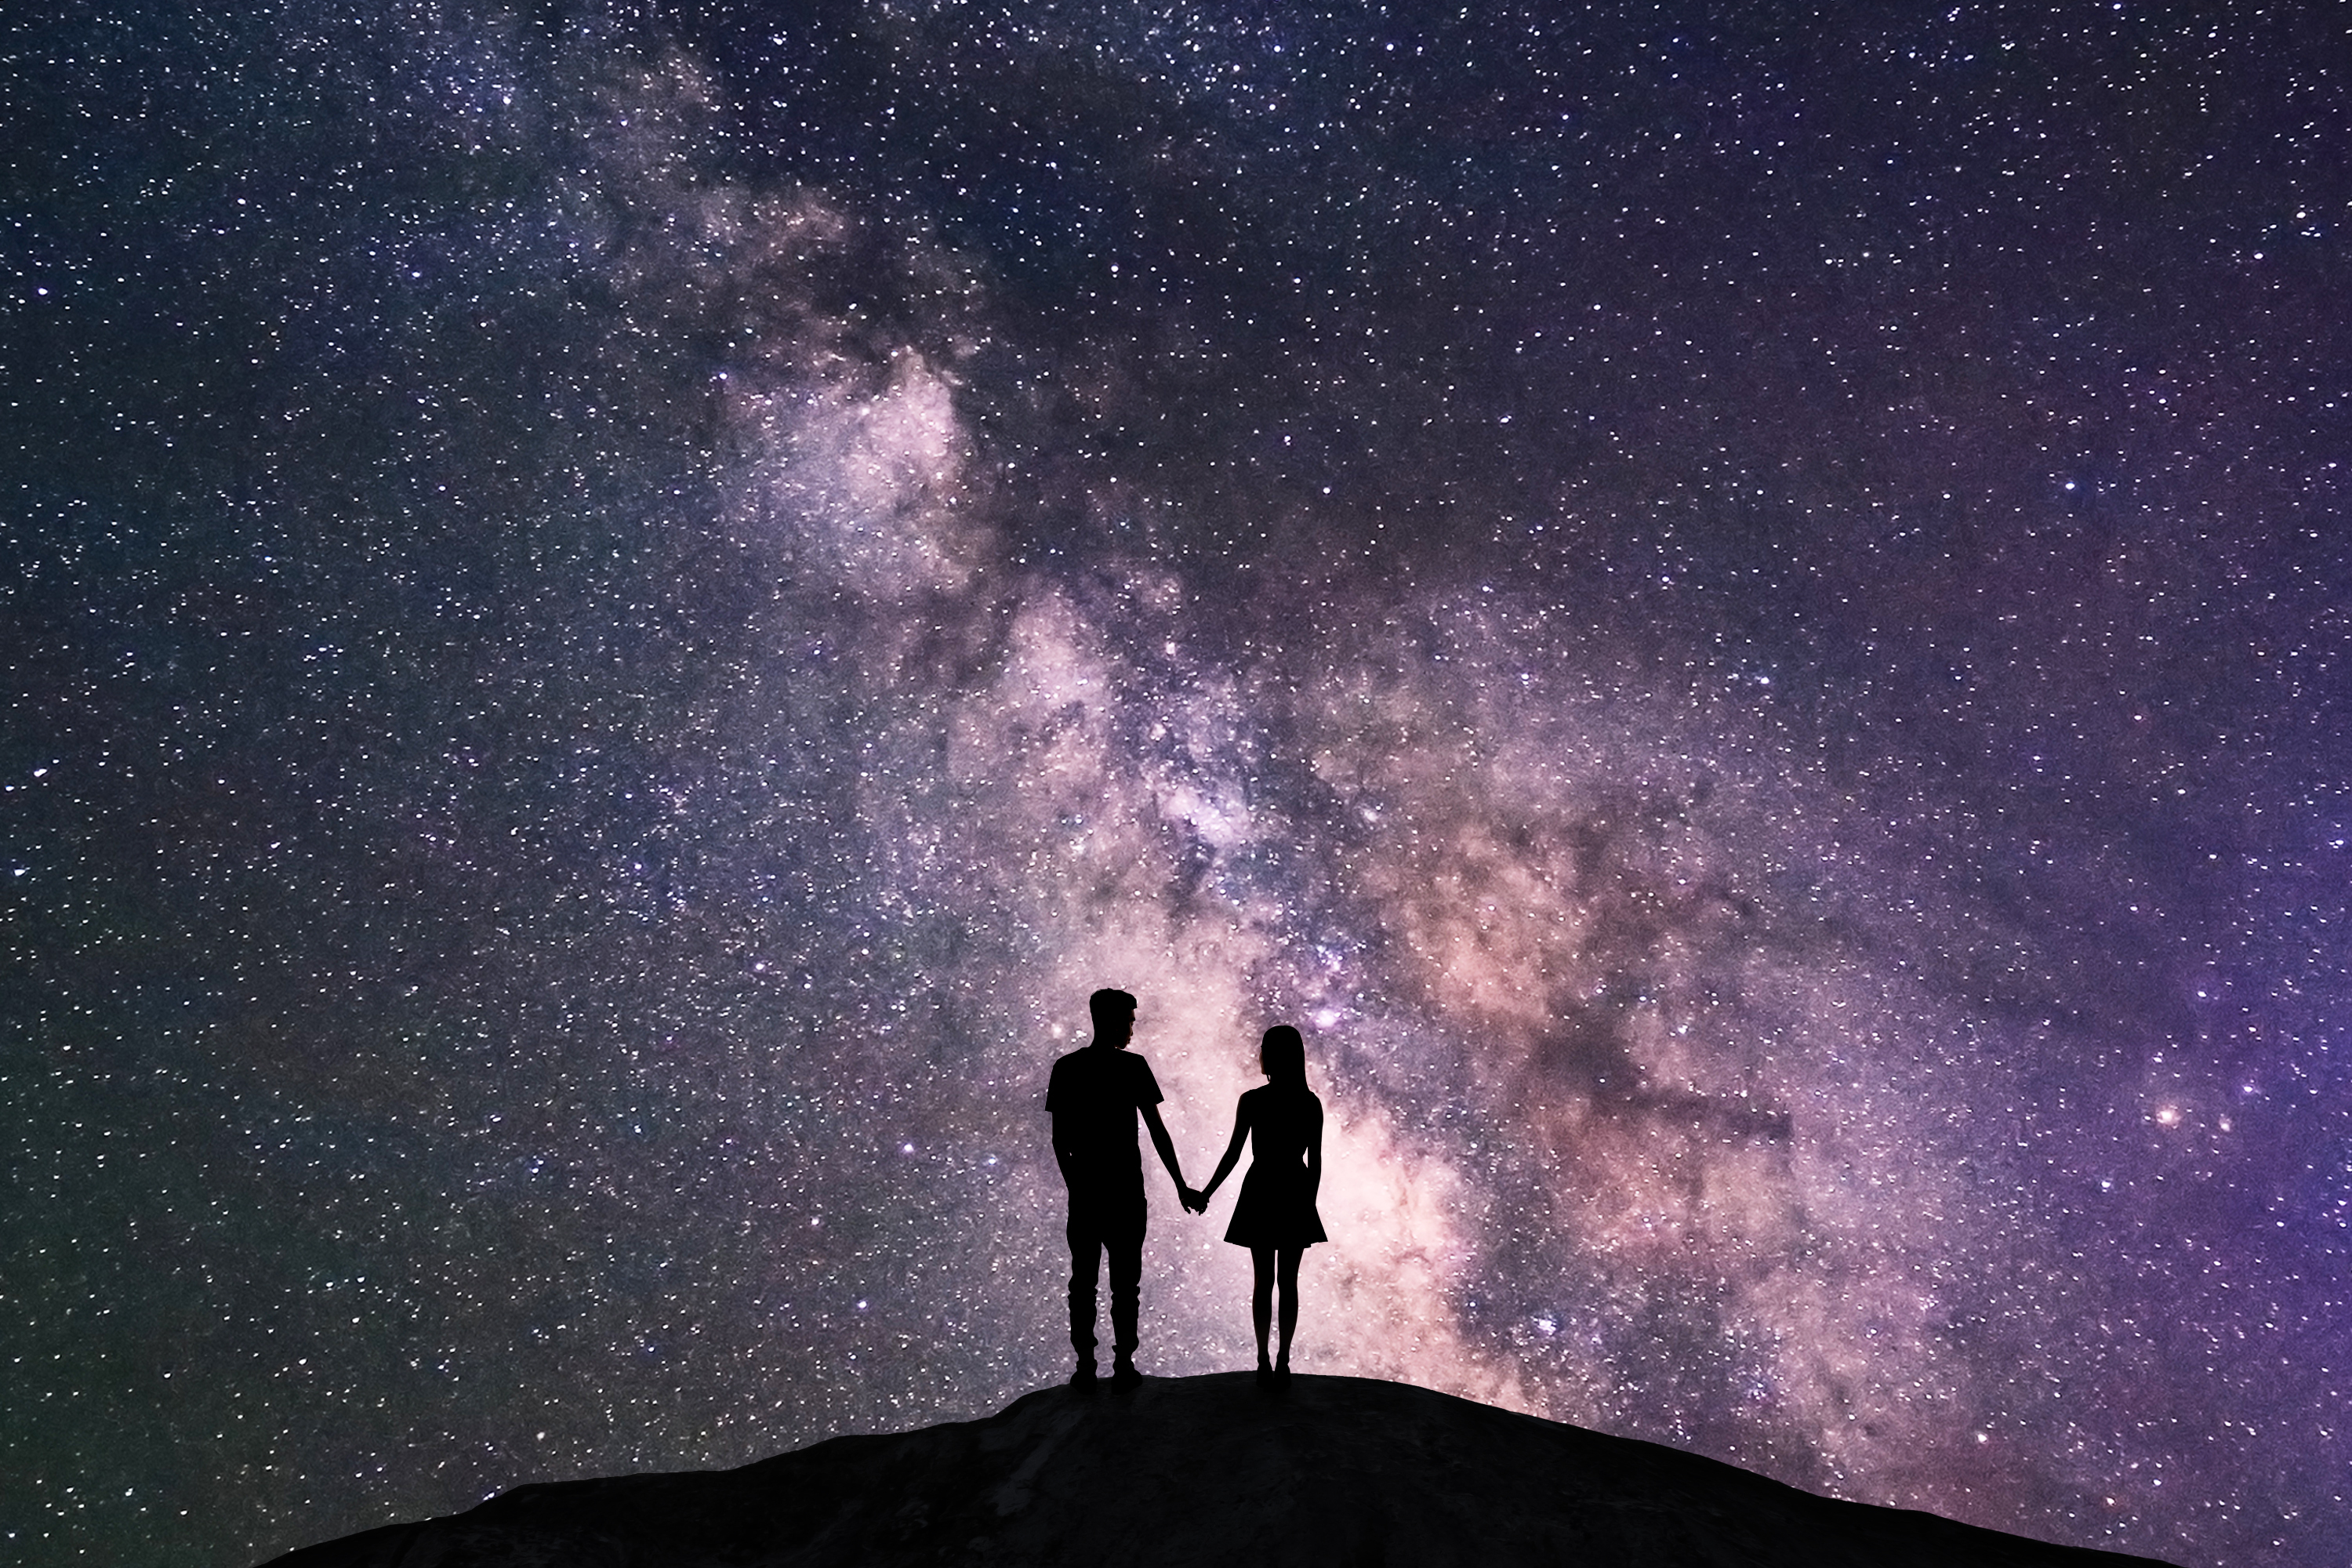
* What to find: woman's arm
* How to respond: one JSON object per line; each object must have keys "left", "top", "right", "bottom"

{"left": 1198, "top": 1098, "right": 1252, "bottom": 1202}
{"left": 1305, "top": 1098, "right": 1323, "bottom": 1202}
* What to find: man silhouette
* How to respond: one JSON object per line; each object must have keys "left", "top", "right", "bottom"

{"left": 1047, "top": 988, "right": 1196, "bottom": 1388}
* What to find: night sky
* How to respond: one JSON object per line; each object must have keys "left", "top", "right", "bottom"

{"left": 5, "top": 2, "right": 2349, "bottom": 1564}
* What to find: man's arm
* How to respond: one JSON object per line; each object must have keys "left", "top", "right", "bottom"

{"left": 1046, "top": 1058, "right": 1076, "bottom": 1189}
{"left": 1139, "top": 1102, "right": 1189, "bottom": 1201}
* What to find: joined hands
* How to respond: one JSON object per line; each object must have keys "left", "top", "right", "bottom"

{"left": 1179, "top": 1185, "right": 1208, "bottom": 1214}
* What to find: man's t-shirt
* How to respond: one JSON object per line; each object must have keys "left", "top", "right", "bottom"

{"left": 1046, "top": 1045, "right": 1164, "bottom": 1195}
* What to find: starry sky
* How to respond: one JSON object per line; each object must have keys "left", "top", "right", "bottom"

{"left": 4, "top": 2, "right": 2348, "bottom": 1564}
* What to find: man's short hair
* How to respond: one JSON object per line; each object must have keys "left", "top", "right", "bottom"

{"left": 1089, "top": 988, "right": 1138, "bottom": 1029}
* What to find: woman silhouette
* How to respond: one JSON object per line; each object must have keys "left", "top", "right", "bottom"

{"left": 1196, "top": 1024, "right": 1326, "bottom": 1386}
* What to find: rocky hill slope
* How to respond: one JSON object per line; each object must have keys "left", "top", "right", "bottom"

{"left": 263, "top": 1372, "right": 2176, "bottom": 1566}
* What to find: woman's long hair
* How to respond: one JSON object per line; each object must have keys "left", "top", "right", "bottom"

{"left": 1260, "top": 1024, "right": 1308, "bottom": 1088}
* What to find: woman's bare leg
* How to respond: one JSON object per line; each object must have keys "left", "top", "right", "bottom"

{"left": 1250, "top": 1247, "right": 1276, "bottom": 1372}
{"left": 1274, "top": 1247, "right": 1302, "bottom": 1372}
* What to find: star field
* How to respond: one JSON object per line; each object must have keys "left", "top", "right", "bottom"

{"left": 4, "top": 3, "right": 2350, "bottom": 1565}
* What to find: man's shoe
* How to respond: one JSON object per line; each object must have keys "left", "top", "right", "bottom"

{"left": 1069, "top": 1362, "right": 1098, "bottom": 1388}
{"left": 1109, "top": 1359, "right": 1143, "bottom": 1389}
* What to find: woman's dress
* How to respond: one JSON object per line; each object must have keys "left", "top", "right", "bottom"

{"left": 1223, "top": 1083, "right": 1327, "bottom": 1249}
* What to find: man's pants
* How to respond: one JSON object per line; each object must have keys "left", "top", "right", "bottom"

{"left": 1066, "top": 1194, "right": 1145, "bottom": 1363}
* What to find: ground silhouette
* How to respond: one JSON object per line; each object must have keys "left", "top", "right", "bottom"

{"left": 261, "top": 1374, "right": 2178, "bottom": 1567}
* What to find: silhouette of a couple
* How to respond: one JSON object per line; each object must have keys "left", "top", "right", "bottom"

{"left": 1046, "top": 987, "right": 1325, "bottom": 1390}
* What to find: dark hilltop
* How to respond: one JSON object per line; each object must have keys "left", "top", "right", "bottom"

{"left": 261, "top": 1374, "right": 2176, "bottom": 1567}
